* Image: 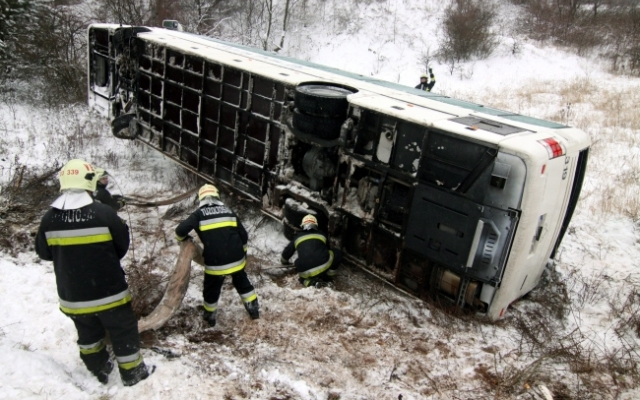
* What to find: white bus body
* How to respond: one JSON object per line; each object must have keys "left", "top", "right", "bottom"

{"left": 87, "top": 24, "right": 590, "bottom": 320}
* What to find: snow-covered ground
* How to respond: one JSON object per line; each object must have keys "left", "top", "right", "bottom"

{"left": 1, "top": 0, "right": 639, "bottom": 398}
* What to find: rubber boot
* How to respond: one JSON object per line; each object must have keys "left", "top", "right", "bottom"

{"left": 244, "top": 298, "right": 260, "bottom": 320}
{"left": 203, "top": 310, "right": 217, "bottom": 327}
{"left": 94, "top": 360, "right": 113, "bottom": 384}
{"left": 121, "top": 362, "right": 155, "bottom": 387}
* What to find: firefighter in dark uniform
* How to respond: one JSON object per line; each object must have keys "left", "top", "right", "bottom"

{"left": 175, "top": 184, "right": 259, "bottom": 327}
{"left": 35, "top": 159, "right": 152, "bottom": 386}
{"left": 415, "top": 67, "right": 436, "bottom": 92}
{"left": 281, "top": 214, "right": 342, "bottom": 287}
{"left": 93, "top": 169, "right": 125, "bottom": 211}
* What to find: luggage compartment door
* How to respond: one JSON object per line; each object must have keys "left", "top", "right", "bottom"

{"left": 404, "top": 184, "right": 519, "bottom": 284}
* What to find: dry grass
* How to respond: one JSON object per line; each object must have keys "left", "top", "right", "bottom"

{"left": 454, "top": 77, "right": 640, "bottom": 224}
{"left": 497, "top": 262, "right": 640, "bottom": 399}
{"left": 452, "top": 78, "right": 640, "bottom": 395}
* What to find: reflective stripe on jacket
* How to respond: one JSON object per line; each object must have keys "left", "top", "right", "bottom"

{"left": 282, "top": 228, "right": 332, "bottom": 276}
{"left": 60, "top": 289, "right": 131, "bottom": 314}
{"left": 35, "top": 201, "right": 131, "bottom": 314}
{"left": 175, "top": 203, "right": 248, "bottom": 274}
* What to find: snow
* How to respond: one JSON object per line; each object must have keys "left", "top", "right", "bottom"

{"left": 1, "top": 0, "right": 640, "bottom": 398}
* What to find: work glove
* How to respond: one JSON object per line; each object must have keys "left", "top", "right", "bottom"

{"left": 113, "top": 194, "right": 126, "bottom": 208}
{"left": 280, "top": 256, "right": 291, "bottom": 265}
{"left": 428, "top": 67, "right": 433, "bottom": 73}
{"left": 176, "top": 234, "right": 193, "bottom": 242}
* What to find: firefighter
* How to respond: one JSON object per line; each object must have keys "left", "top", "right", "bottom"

{"left": 415, "top": 67, "right": 436, "bottom": 92}
{"left": 175, "top": 184, "right": 259, "bottom": 326}
{"left": 35, "top": 159, "right": 152, "bottom": 386}
{"left": 280, "top": 214, "right": 342, "bottom": 287}
{"left": 93, "top": 169, "right": 125, "bottom": 211}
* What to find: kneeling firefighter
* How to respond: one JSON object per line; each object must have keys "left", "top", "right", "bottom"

{"left": 35, "top": 159, "right": 152, "bottom": 386}
{"left": 281, "top": 214, "right": 342, "bottom": 287}
{"left": 175, "top": 184, "right": 259, "bottom": 327}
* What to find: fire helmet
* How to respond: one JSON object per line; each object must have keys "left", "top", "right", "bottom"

{"left": 420, "top": 73, "right": 429, "bottom": 79}
{"left": 300, "top": 214, "right": 318, "bottom": 228}
{"left": 58, "top": 159, "right": 98, "bottom": 192}
{"left": 198, "top": 184, "right": 219, "bottom": 201}
{"left": 93, "top": 168, "right": 107, "bottom": 183}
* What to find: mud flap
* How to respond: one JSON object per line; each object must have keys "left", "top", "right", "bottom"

{"left": 138, "top": 240, "right": 204, "bottom": 332}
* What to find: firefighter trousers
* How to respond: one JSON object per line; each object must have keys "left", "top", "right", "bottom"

{"left": 204, "top": 268, "right": 256, "bottom": 309}
{"left": 68, "top": 303, "right": 143, "bottom": 377}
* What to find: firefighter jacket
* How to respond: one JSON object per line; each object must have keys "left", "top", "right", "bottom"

{"left": 35, "top": 200, "right": 131, "bottom": 315}
{"left": 281, "top": 228, "right": 334, "bottom": 278}
{"left": 94, "top": 182, "right": 121, "bottom": 211}
{"left": 415, "top": 70, "right": 436, "bottom": 92}
{"left": 175, "top": 203, "right": 248, "bottom": 275}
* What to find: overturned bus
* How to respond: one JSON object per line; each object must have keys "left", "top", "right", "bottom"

{"left": 87, "top": 23, "right": 590, "bottom": 321}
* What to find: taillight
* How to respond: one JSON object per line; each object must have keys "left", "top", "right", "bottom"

{"left": 538, "top": 138, "right": 565, "bottom": 159}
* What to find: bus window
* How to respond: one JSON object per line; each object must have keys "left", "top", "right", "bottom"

{"left": 95, "top": 55, "right": 109, "bottom": 87}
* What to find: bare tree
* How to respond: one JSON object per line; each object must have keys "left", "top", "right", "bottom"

{"left": 0, "top": 0, "right": 35, "bottom": 91}
{"left": 176, "top": 0, "right": 237, "bottom": 35}
{"left": 216, "top": 0, "right": 294, "bottom": 51}
{"left": 13, "top": 3, "right": 89, "bottom": 105}
{"left": 96, "top": 0, "right": 150, "bottom": 25}
{"left": 263, "top": 0, "right": 273, "bottom": 50}
{"left": 277, "top": 0, "right": 291, "bottom": 51}
{"left": 418, "top": 47, "right": 433, "bottom": 73}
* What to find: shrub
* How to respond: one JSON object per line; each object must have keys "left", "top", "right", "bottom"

{"left": 436, "top": 0, "right": 499, "bottom": 71}
{"left": 3, "top": 3, "right": 88, "bottom": 106}
{"left": 511, "top": 0, "right": 640, "bottom": 74}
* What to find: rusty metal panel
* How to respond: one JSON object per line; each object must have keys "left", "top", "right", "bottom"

{"left": 133, "top": 41, "right": 287, "bottom": 200}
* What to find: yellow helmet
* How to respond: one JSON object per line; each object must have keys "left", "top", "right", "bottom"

{"left": 58, "top": 159, "right": 98, "bottom": 192}
{"left": 198, "top": 184, "right": 219, "bottom": 201}
{"left": 420, "top": 73, "right": 429, "bottom": 79}
{"left": 300, "top": 214, "right": 318, "bottom": 228}
{"left": 93, "top": 167, "right": 107, "bottom": 185}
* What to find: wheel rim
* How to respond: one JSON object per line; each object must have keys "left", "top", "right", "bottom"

{"left": 298, "top": 85, "right": 354, "bottom": 98}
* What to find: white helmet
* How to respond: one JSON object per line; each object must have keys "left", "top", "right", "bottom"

{"left": 58, "top": 159, "right": 98, "bottom": 192}
{"left": 198, "top": 184, "right": 219, "bottom": 201}
{"left": 300, "top": 214, "right": 318, "bottom": 229}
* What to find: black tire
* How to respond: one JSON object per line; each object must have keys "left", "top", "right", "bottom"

{"left": 292, "top": 108, "right": 343, "bottom": 140}
{"left": 295, "top": 83, "right": 356, "bottom": 118}
{"left": 111, "top": 114, "right": 138, "bottom": 139}
{"left": 283, "top": 198, "right": 328, "bottom": 231}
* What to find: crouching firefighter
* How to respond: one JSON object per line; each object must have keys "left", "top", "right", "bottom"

{"left": 35, "top": 159, "right": 153, "bottom": 386}
{"left": 93, "top": 169, "right": 126, "bottom": 211}
{"left": 281, "top": 214, "right": 342, "bottom": 287}
{"left": 175, "top": 184, "right": 259, "bottom": 327}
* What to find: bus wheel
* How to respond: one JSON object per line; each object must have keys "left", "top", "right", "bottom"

{"left": 111, "top": 114, "right": 138, "bottom": 139}
{"left": 295, "top": 83, "right": 356, "bottom": 118}
{"left": 292, "top": 108, "right": 343, "bottom": 140}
